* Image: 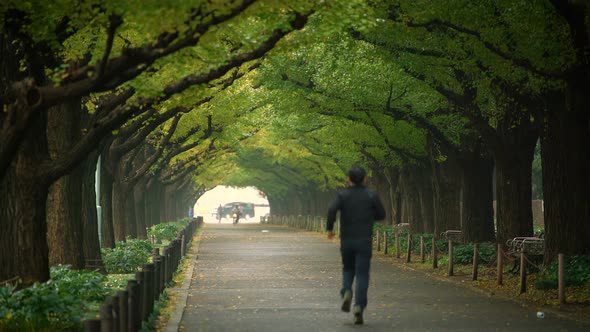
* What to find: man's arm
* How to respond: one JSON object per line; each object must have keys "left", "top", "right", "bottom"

{"left": 326, "top": 192, "right": 340, "bottom": 239}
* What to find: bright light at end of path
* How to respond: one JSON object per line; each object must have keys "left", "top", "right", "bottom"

{"left": 193, "top": 185, "right": 269, "bottom": 223}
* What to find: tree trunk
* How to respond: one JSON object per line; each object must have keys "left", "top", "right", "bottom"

{"left": 46, "top": 101, "right": 84, "bottom": 269}
{"left": 417, "top": 167, "right": 435, "bottom": 233}
{"left": 541, "top": 87, "right": 590, "bottom": 261}
{"left": 81, "top": 151, "right": 105, "bottom": 272}
{"left": 0, "top": 115, "right": 51, "bottom": 285}
{"left": 400, "top": 168, "right": 424, "bottom": 232}
{"left": 100, "top": 154, "right": 115, "bottom": 248}
{"left": 112, "top": 179, "right": 129, "bottom": 242}
{"left": 371, "top": 170, "right": 393, "bottom": 225}
{"left": 461, "top": 150, "right": 495, "bottom": 243}
{"left": 494, "top": 138, "right": 536, "bottom": 245}
{"left": 46, "top": 166, "right": 84, "bottom": 269}
{"left": 145, "top": 177, "right": 158, "bottom": 227}
{"left": 134, "top": 178, "right": 148, "bottom": 239}
{"left": 157, "top": 181, "right": 166, "bottom": 224}
{"left": 126, "top": 192, "right": 137, "bottom": 238}
{"left": 164, "top": 184, "right": 173, "bottom": 221}
{"left": 431, "top": 159, "right": 462, "bottom": 233}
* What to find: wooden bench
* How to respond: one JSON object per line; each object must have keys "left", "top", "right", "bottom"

{"left": 393, "top": 223, "right": 410, "bottom": 234}
{"left": 506, "top": 237, "right": 544, "bottom": 256}
{"left": 441, "top": 230, "right": 463, "bottom": 243}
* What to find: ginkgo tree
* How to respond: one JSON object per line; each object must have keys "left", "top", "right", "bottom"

{"left": 0, "top": 0, "right": 317, "bottom": 285}
{"left": 354, "top": 0, "right": 589, "bottom": 258}
{"left": 242, "top": 26, "right": 495, "bottom": 242}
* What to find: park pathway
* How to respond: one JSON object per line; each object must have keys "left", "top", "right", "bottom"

{"left": 170, "top": 223, "right": 589, "bottom": 332}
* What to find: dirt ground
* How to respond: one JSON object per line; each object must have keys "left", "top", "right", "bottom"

{"left": 383, "top": 252, "right": 590, "bottom": 325}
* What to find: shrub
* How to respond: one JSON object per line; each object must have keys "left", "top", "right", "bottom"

{"left": 148, "top": 219, "right": 189, "bottom": 244}
{"left": 535, "top": 255, "right": 590, "bottom": 290}
{"left": 101, "top": 239, "right": 153, "bottom": 274}
{"left": 0, "top": 266, "right": 110, "bottom": 331}
{"left": 148, "top": 223, "right": 181, "bottom": 244}
{"left": 452, "top": 242, "right": 496, "bottom": 265}
{"left": 49, "top": 265, "right": 110, "bottom": 302}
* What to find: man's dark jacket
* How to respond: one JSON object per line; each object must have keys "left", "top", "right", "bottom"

{"left": 327, "top": 184, "right": 386, "bottom": 240}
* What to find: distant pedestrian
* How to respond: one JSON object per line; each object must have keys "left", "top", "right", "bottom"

{"left": 326, "top": 165, "right": 386, "bottom": 325}
{"left": 231, "top": 204, "right": 241, "bottom": 225}
{"left": 217, "top": 204, "right": 223, "bottom": 223}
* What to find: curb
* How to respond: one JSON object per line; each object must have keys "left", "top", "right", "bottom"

{"left": 165, "top": 228, "right": 203, "bottom": 332}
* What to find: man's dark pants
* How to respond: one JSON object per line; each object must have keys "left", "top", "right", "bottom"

{"left": 340, "top": 238, "right": 372, "bottom": 309}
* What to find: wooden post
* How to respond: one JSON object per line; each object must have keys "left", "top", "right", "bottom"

{"left": 497, "top": 244, "right": 503, "bottom": 286}
{"left": 100, "top": 302, "right": 113, "bottom": 332}
{"left": 376, "top": 230, "right": 381, "bottom": 252}
{"left": 144, "top": 263, "right": 155, "bottom": 315}
{"left": 558, "top": 253, "right": 566, "bottom": 304}
{"left": 395, "top": 232, "right": 400, "bottom": 258}
{"left": 519, "top": 251, "right": 527, "bottom": 294}
{"left": 159, "top": 256, "right": 165, "bottom": 293}
{"left": 181, "top": 233, "right": 186, "bottom": 256}
{"left": 432, "top": 237, "right": 438, "bottom": 269}
{"left": 162, "top": 248, "right": 169, "bottom": 284}
{"left": 127, "top": 280, "right": 140, "bottom": 332}
{"left": 420, "top": 236, "right": 425, "bottom": 263}
{"left": 117, "top": 291, "right": 128, "bottom": 332}
{"left": 406, "top": 233, "right": 412, "bottom": 263}
{"left": 472, "top": 243, "right": 479, "bottom": 281}
{"left": 448, "top": 240, "right": 454, "bottom": 276}
{"left": 383, "top": 231, "right": 388, "bottom": 254}
{"left": 84, "top": 319, "right": 100, "bottom": 332}
{"left": 108, "top": 296, "right": 119, "bottom": 332}
{"left": 153, "top": 258, "right": 161, "bottom": 300}
{"left": 135, "top": 270, "right": 147, "bottom": 323}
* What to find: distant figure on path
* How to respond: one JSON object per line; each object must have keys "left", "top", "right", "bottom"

{"left": 231, "top": 204, "right": 241, "bottom": 225}
{"left": 217, "top": 204, "right": 223, "bottom": 223}
{"left": 326, "top": 165, "right": 386, "bottom": 325}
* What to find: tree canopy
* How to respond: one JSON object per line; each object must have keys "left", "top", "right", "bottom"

{"left": 1, "top": 0, "right": 589, "bottom": 285}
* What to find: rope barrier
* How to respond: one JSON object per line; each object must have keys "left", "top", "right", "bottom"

{"left": 523, "top": 253, "right": 544, "bottom": 271}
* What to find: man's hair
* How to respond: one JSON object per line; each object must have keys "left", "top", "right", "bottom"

{"left": 348, "top": 165, "right": 367, "bottom": 185}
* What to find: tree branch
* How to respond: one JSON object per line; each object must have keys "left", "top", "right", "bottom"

{"left": 406, "top": 18, "right": 567, "bottom": 79}
{"left": 95, "top": 14, "right": 123, "bottom": 81}
{"left": 39, "top": 9, "right": 312, "bottom": 181}
{"left": 126, "top": 115, "right": 181, "bottom": 186}
{"left": 24, "top": 0, "right": 259, "bottom": 109}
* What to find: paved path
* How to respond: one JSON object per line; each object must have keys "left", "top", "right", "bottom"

{"left": 170, "top": 223, "right": 589, "bottom": 331}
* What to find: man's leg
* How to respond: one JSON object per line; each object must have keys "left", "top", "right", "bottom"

{"left": 340, "top": 241, "right": 356, "bottom": 296}
{"left": 340, "top": 241, "right": 355, "bottom": 312}
{"left": 353, "top": 239, "right": 372, "bottom": 310}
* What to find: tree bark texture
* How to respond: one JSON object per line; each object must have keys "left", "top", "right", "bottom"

{"left": 81, "top": 151, "right": 104, "bottom": 272}
{"left": 164, "top": 185, "right": 175, "bottom": 222}
{"left": 371, "top": 170, "right": 393, "bottom": 225}
{"left": 112, "top": 179, "right": 129, "bottom": 242}
{"left": 494, "top": 133, "right": 537, "bottom": 245}
{"left": 125, "top": 193, "right": 137, "bottom": 238}
{"left": 99, "top": 154, "right": 115, "bottom": 248}
{"left": 541, "top": 88, "right": 590, "bottom": 260}
{"left": 400, "top": 168, "right": 425, "bottom": 233}
{"left": 145, "top": 177, "right": 160, "bottom": 227}
{"left": 431, "top": 159, "right": 462, "bottom": 234}
{"left": 460, "top": 151, "right": 495, "bottom": 243}
{"left": 0, "top": 115, "right": 51, "bottom": 285}
{"left": 46, "top": 101, "right": 84, "bottom": 269}
{"left": 417, "top": 168, "right": 435, "bottom": 233}
{"left": 134, "top": 178, "right": 148, "bottom": 239}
